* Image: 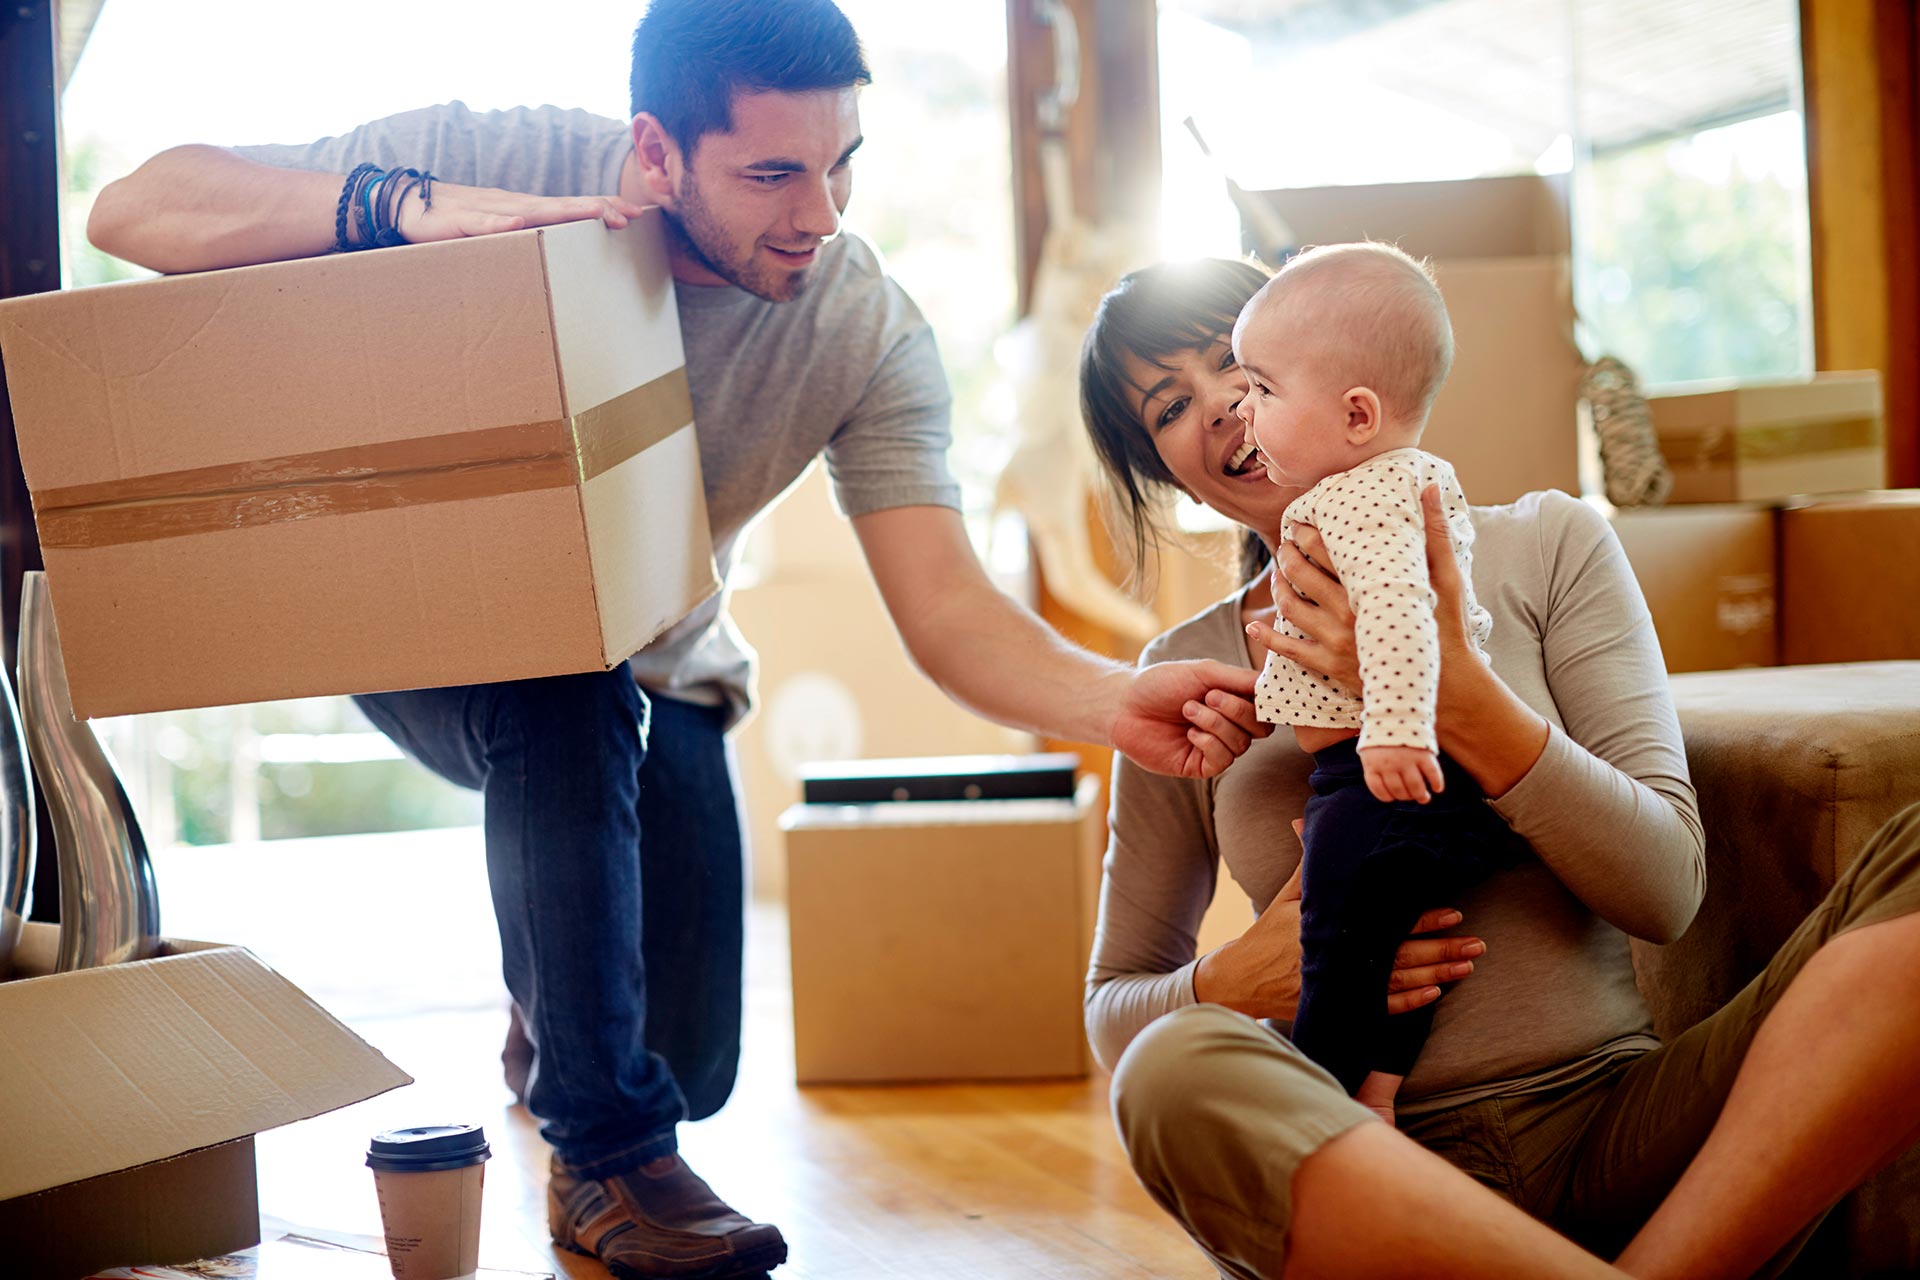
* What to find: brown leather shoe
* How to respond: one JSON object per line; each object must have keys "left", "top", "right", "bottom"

{"left": 548, "top": 1152, "right": 788, "bottom": 1279}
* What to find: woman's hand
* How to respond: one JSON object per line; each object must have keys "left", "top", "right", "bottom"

{"left": 1193, "top": 820, "right": 1484, "bottom": 1021}
{"left": 1242, "top": 487, "right": 1483, "bottom": 714}
{"left": 1242, "top": 523, "right": 1360, "bottom": 692}
{"left": 1417, "top": 485, "right": 1482, "bottom": 710}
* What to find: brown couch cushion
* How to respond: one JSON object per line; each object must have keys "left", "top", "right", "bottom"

{"left": 1638, "top": 661, "right": 1920, "bottom": 1276}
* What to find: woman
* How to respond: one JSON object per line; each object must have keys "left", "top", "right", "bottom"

{"left": 1078, "top": 258, "right": 1920, "bottom": 1279}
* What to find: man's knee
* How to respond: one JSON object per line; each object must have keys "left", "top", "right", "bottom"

{"left": 482, "top": 666, "right": 648, "bottom": 753}
{"left": 1831, "top": 801, "right": 1920, "bottom": 931}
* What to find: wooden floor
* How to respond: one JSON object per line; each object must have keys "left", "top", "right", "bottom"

{"left": 183, "top": 833, "right": 1213, "bottom": 1279}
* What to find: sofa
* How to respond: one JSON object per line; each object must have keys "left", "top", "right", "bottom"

{"left": 1641, "top": 661, "right": 1920, "bottom": 1276}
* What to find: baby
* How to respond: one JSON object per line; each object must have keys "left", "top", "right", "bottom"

{"left": 1231, "top": 241, "right": 1529, "bottom": 1122}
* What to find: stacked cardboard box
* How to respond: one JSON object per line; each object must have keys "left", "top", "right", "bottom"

{"left": 0, "top": 923, "right": 408, "bottom": 1276}
{"left": 1649, "top": 373, "right": 1885, "bottom": 505}
{"left": 1606, "top": 488, "right": 1920, "bottom": 674}
{"left": 1609, "top": 504, "right": 1779, "bottom": 672}
{"left": 1602, "top": 370, "right": 1908, "bottom": 673}
{"left": 0, "top": 213, "right": 719, "bottom": 718}
{"left": 1778, "top": 492, "right": 1920, "bottom": 664}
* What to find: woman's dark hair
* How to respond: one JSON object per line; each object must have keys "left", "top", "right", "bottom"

{"left": 630, "top": 0, "right": 872, "bottom": 152}
{"left": 1079, "top": 257, "right": 1274, "bottom": 586}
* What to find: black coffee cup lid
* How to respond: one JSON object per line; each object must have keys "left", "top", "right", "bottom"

{"left": 366, "top": 1124, "right": 491, "bottom": 1172}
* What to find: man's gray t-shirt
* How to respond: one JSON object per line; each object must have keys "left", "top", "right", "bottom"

{"left": 237, "top": 102, "right": 961, "bottom": 724}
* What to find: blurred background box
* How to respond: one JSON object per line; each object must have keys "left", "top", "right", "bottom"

{"left": 1609, "top": 504, "right": 1778, "bottom": 672}
{"left": 1779, "top": 491, "right": 1920, "bottom": 665}
{"left": 781, "top": 774, "right": 1101, "bottom": 1084}
{"left": 1245, "top": 174, "right": 1583, "bottom": 504}
{"left": 1649, "top": 371, "right": 1885, "bottom": 504}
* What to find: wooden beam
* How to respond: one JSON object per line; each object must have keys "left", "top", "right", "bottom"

{"left": 1801, "top": 0, "right": 1918, "bottom": 486}
{"left": 1874, "top": 0, "right": 1917, "bottom": 487}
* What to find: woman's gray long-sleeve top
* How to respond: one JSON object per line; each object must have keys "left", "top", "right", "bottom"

{"left": 1086, "top": 491, "right": 1707, "bottom": 1115}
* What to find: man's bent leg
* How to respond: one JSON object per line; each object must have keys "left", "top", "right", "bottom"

{"left": 359, "top": 674, "right": 787, "bottom": 1279}
{"left": 633, "top": 696, "right": 745, "bottom": 1123}
{"left": 357, "top": 670, "right": 685, "bottom": 1169}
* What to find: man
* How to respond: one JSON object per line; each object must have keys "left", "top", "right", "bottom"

{"left": 88, "top": 2, "right": 1265, "bottom": 1276}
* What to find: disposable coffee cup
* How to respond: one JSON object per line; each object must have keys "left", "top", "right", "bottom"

{"left": 366, "top": 1124, "right": 491, "bottom": 1279}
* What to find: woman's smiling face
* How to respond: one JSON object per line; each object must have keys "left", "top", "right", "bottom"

{"left": 1125, "top": 333, "right": 1305, "bottom": 542}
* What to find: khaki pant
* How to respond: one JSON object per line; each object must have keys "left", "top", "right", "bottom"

{"left": 1111, "top": 803, "right": 1920, "bottom": 1280}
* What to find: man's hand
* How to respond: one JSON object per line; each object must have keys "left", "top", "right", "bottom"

{"left": 1113, "top": 659, "right": 1272, "bottom": 779}
{"left": 1361, "top": 744, "right": 1444, "bottom": 803}
{"left": 396, "top": 182, "right": 651, "bottom": 243}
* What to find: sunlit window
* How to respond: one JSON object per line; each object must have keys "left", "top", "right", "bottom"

{"left": 1155, "top": 0, "right": 1811, "bottom": 387}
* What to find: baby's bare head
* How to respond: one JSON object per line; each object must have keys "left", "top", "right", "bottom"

{"left": 1236, "top": 241, "right": 1454, "bottom": 431}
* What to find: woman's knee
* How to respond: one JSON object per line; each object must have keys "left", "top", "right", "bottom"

{"left": 1113, "top": 1005, "right": 1342, "bottom": 1159}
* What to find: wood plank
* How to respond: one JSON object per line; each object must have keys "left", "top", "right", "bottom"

{"left": 250, "top": 903, "right": 1212, "bottom": 1279}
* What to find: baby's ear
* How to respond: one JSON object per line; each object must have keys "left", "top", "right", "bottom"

{"left": 1343, "top": 386, "right": 1383, "bottom": 443}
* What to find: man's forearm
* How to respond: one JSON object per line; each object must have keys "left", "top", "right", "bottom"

{"left": 902, "top": 578, "right": 1133, "bottom": 747}
{"left": 90, "top": 145, "right": 340, "bottom": 273}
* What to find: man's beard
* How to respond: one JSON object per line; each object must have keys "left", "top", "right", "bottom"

{"left": 665, "top": 170, "right": 814, "bottom": 303}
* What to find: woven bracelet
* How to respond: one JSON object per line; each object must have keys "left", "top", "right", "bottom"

{"left": 334, "top": 163, "right": 382, "bottom": 253}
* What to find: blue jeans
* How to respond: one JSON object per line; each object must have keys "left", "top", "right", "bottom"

{"left": 353, "top": 665, "right": 745, "bottom": 1176}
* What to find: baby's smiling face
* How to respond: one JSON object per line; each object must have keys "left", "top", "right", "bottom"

{"left": 1228, "top": 243, "right": 1456, "bottom": 493}
{"left": 1230, "top": 289, "right": 1385, "bottom": 492}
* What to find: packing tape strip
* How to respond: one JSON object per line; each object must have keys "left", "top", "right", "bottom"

{"left": 35, "top": 368, "right": 693, "bottom": 550}
{"left": 1658, "top": 416, "right": 1881, "bottom": 466}
{"left": 573, "top": 366, "right": 695, "bottom": 482}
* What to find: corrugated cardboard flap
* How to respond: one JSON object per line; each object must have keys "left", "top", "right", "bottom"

{"left": 0, "top": 940, "right": 411, "bottom": 1201}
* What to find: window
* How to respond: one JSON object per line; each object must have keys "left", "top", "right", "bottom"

{"left": 1154, "top": 0, "right": 1811, "bottom": 387}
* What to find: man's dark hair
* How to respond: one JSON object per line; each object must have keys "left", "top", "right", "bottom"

{"left": 630, "top": 0, "right": 872, "bottom": 152}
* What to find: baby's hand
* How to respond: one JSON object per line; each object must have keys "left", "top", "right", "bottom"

{"left": 1360, "top": 745, "right": 1444, "bottom": 804}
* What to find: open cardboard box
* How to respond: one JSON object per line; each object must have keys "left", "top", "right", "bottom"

{"left": 1246, "top": 173, "right": 1584, "bottom": 504}
{"left": 0, "top": 922, "right": 410, "bottom": 1276}
{"left": 0, "top": 212, "right": 719, "bottom": 718}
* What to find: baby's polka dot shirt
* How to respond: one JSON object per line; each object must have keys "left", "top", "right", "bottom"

{"left": 1254, "top": 447, "right": 1494, "bottom": 752}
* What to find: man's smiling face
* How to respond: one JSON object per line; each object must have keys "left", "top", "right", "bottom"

{"left": 664, "top": 87, "right": 862, "bottom": 302}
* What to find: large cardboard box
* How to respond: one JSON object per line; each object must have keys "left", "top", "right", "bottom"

{"left": 1779, "top": 492, "right": 1920, "bottom": 665}
{"left": 1609, "top": 504, "right": 1778, "bottom": 672}
{"left": 0, "top": 213, "right": 719, "bottom": 718}
{"left": 1648, "top": 372, "right": 1885, "bottom": 504}
{"left": 781, "top": 776, "right": 1102, "bottom": 1083}
{"left": 1248, "top": 174, "right": 1583, "bottom": 504}
{"left": 0, "top": 922, "right": 409, "bottom": 1276}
